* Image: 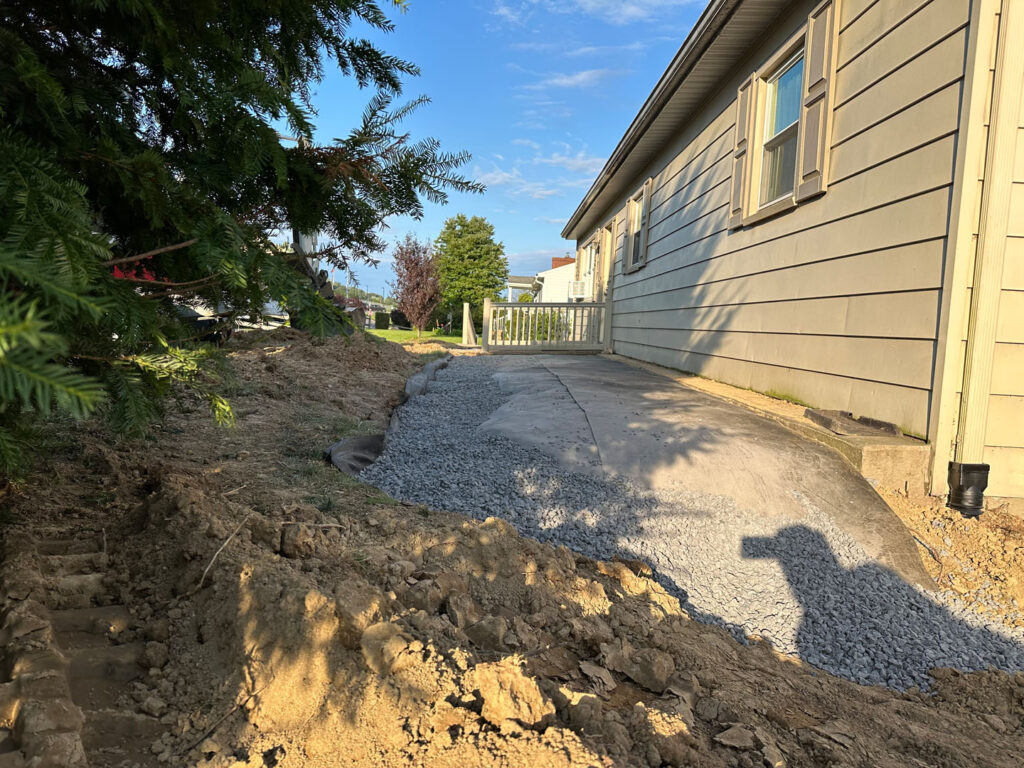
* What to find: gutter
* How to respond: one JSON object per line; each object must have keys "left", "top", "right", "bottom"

{"left": 561, "top": 0, "right": 743, "bottom": 241}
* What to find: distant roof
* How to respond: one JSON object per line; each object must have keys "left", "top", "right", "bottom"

{"left": 562, "top": 0, "right": 793, "bottom": 241}
{"left": 507, "top": 275, "right": 535, "bottom": 285}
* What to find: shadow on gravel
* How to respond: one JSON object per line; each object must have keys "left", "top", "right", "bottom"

{"left": 743, "top": 527, "right": 1024, "bottom": 688}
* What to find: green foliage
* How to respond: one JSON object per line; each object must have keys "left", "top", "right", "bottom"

{"left": 435, "top": 215, "right": 509, "bottom": 318}
{"left": 374, "top": 312, "right": 391, "bottom": 330}
{"left": 517, "top": 292, "right": 534, "bottom": 303}
{"left": 0, "top": 0, "right": 481, "bottom": 482}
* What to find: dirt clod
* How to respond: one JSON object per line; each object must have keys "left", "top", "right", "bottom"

{"left": 279, "top": 524, "right": 314, "bottom": 559}
{"left": 472, "top": 657, "right": 556, "bottom": 730}
{"left": 713, "top": 724, "right": 756, "bottom": 750}
{"left": 465, "top": 616, "right": 508, "bottom": 651}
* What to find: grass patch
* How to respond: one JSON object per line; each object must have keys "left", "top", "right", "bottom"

{"left": 369, "top": 328, "right": 462, "bottom": 345}
{"left": 764, "top": 390, "right": 813, "bottom": 408}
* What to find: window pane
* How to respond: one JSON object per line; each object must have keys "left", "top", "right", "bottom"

{"left": 761, "top": 131, "right": 798, "bottom": 203}
{"left": 768, "top": 56, "right": 803, "bottom": 137}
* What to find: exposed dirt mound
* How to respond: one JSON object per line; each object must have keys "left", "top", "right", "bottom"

{"left": 3, "top": 329, "right": 1023, "bottom": 767}
{"left": 881, "top": 488, "right": 1024, "bottom": 629}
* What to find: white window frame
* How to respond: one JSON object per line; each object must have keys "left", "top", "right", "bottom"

{"left": 759, "top": 49, "right": 804, "bottom": 208}
{"left": 745, "top": 32, "right": 806, "bottom": 225}
{"left": 624, "top": 179, "right": 652, "bottom": 273}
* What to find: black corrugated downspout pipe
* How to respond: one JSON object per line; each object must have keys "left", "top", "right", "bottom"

{"left": 947, "top": 462, "right": 990, "bottom": 517}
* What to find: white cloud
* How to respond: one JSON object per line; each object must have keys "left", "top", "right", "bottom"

{"left": 524, "top": 68, "right": 620, "bottom": 89}
{"left": 475, "top": 160, "right": 598, "bottom": 200}
{"left": 535, "top": 216, "right": 569, "bottom": 224}
{"left": 493, "top": 0, "right": 697, "bottom": 27}
{"left": 474, "top": 165, "right": 562, "bottom": 199}
{"left": 509, "top": 41, "right": 560, "bottom": 52}
{"left": 575, "top": 0, "right": 693, "bottom": 23}
{"left": 535, "top": 150, "right": 607, "bottom": 175}
{"left": 475, "top": 167, "right": 521, "bottom": 187}
{"left": 565, "top": 41, "right": 646, "bottom": 57}
{"left": 492, "top": 2, "right": 525, "bottom": 24}
{"left": 512, "top": 138, "right": 541, "bottom": 150}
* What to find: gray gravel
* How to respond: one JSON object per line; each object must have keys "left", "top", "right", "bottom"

{"left": 361, "top": 355, "right": 1024, "bottom": 690}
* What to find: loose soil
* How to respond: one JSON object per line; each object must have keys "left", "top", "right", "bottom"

{"left": 2, "top": 329, "right": 1022, "bottom": 767}
{"left": 880, "top": 488, "right": 1024, "bottom": 629}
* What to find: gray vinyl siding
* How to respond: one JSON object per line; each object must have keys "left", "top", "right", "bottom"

{"left": 588, "top": 0, "right": 970, "bottom": 437}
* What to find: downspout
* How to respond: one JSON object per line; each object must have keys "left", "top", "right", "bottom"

{"left": 949, "top": 0, "right": 1023, "bottom": 516}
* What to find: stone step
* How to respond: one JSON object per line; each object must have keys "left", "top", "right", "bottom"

{"left": 50, "top": 606, "right": 133, "bottom": 636}
{"left": 45, "top": 574, "right": 115, "bottom": 611}
{"left": 35, "top": 537, "right": 103, "bottom": 557}
{"left": 40, "top": 553, "right": 108, "bottom": 577}
{"left": 80, "top": 709, "right": 165, "bottom": 766}
{"left": 66, "top": 644, "right": 143, "bottom": 710}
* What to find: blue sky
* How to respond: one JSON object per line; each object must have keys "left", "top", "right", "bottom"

{"left": 303, "top": 0, "right": 704, "bottom": 295}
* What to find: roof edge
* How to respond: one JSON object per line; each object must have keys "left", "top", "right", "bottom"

{"left": 561, "top": 0, "right": 742, "bottom": 241}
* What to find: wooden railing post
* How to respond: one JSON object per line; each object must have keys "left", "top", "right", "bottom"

{"left": 602, "top": 297, "right": 614, "bottom": 353}
{"left": 481, "top": 298, "right": 492, "bottom": 352}
{"left": 462, "top": 302, "right": 478, "bottom": 346}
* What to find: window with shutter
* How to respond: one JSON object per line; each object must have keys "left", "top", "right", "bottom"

{"left": 625, "top": 179, "right": 652, "bottom": 272}
{"left": 796, "top": 0, "right": 838, "bottom": 201}
{"left": 730, "top": 0, "right": 837, "bottom": 228}
{"left": 729, "top": 76, "right": 755, "bottom": 229}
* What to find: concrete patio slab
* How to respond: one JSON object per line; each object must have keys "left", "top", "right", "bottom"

{"left": 483, "top": 355, "right": 933, "bottom": 590}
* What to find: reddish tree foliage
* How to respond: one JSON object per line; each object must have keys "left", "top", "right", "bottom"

{"left": 391, "top": 234, "right": 440, "bottom": 335}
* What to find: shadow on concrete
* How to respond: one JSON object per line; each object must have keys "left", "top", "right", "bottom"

{"left": 482, "top": 354, "right": 932, "bottom": 590}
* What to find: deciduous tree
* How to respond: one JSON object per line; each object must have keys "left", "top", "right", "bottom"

{"left": 435, "top": 215, "right": 508, "bottom": 318}
{"left": 391, "top": 235, "right": 439, "bottom": 336}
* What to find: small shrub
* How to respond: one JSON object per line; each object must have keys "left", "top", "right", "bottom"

{"left": 390, "top": 309, "right": 410, "bottom": 328}
{"left": 374, "top": 312, "right": 390, "bottom": 330}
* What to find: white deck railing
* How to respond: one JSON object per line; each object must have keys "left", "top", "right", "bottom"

{"left": 481, "top": 298, "right": 607, "bottom": 353}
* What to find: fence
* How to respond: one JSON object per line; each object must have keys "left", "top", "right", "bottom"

{"left": 481, "top": 298, "right": 607, "bottom": 353}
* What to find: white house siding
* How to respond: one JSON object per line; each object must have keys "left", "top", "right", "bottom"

{"left": 589, "top": 0, "right": 971, "bottom": 438}
{"left": 535, "top": 262, "right": 577, "bottom": 302}
{"left": 983, "top": 14, "right": 1024, "bottom": 497}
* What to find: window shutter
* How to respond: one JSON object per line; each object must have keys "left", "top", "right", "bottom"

{"left": 796, "top": 0, "right": 838, "bottom": 201}
{"left": 639, "top": 178, "right": 652, "bottom": 265}
{"left": 729, "top": 76, "right": 755, "bottom": 229}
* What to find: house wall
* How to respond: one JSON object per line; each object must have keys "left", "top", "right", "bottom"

{"left": 583, "top": 0, "right": 973, "bottom": 439}
{"left": 535, "top": 263, "right": 577, "bottom": 302}
{"left": 977, "top": 1, "right": 1024, "bottom": 497}
{"left": 928, "top": 0, "right": 1024, "bottom": 499}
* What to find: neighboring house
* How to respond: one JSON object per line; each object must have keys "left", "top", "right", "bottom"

{"left": 562, "top": 0, "right": 1024, "bottom": 500}
{"left": 506, "top": 275, "right": 535, "bottom": 302}
{"left": 533, "top": 257, "right": 577, "bottom": 302}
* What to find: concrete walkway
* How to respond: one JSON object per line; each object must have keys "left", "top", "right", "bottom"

{"left": 483, "top": 355, "right": 932, "bottom": 589}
